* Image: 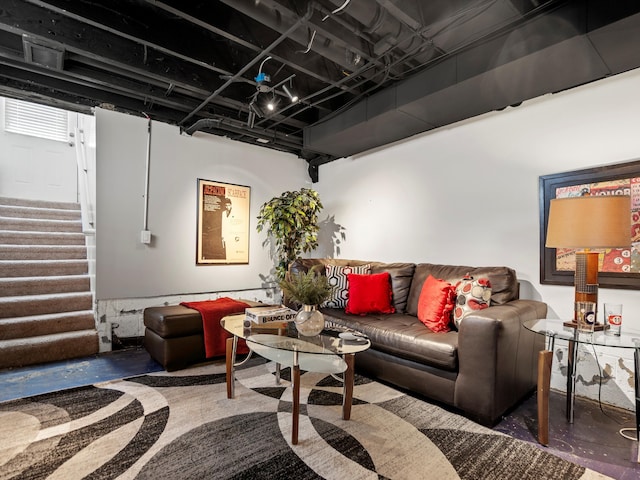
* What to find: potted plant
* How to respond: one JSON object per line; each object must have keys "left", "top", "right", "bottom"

{"left": 256, "top": 188, "right": 323, "bottom": 280}
{"left": 278, "top": 266, "right": 333, "bottom": 336}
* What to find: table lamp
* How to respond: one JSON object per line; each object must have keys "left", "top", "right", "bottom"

{"left": 545, "top": 195, "right": 630, "bottom": 322}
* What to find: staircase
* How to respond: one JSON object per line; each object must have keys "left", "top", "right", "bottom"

{"left": 0, "top": 197, "right": 98, "bottom": 369}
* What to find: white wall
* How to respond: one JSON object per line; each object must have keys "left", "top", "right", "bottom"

{"left": 95, "top": 109, "right": 309, "bottom": 299}
{"left": 315, "top": 67, "right": 640, "bottom": 409}
{"left": 94, "top": 109, "right": 310, "bottom": 342}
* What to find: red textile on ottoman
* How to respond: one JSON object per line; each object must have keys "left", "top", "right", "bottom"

{"left": 180, "top": 297, "right": 249, "bottom": 357}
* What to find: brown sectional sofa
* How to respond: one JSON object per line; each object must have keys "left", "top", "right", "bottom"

{"left": 288, "top": 258, "right": 547, "bottom": 426}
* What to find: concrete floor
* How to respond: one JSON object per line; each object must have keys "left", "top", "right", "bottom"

{"left": 1, "top": 346, "right": 639, "bottom": 479}
{"left": 495, "top": 389, "right": 639, "bottom": 479}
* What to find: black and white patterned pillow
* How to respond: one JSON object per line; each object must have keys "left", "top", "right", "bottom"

{"left": 321, "top": 264, "right": 371, "bottom": 308}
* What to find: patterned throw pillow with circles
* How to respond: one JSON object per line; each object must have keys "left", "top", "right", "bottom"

{"left": 453, "top": 274, "right": 492, "bottom": 328}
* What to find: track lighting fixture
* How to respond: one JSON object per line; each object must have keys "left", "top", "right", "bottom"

{"left": 266, "top": 92, "right": 277, "bottom": 111}
{"left": 249, "top": 101, "right": 264, "bottom": 118}
{"left": 282, "top": 85, "right": 298, "bottom": 103}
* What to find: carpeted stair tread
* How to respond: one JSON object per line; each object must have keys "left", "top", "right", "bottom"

{"left": 0, "top": 310, "right": 95, "bottom": 340}
{"left": 0, "top": 197, "right": 80, "bottom": 211}
{"left": 0, "top": 275, "right": 91, "bottom": 297}
{"left": 0, "top": 244, "right": 87, "bottom": 260}
{"left": 0, "top": 204, "right": 80, "bottom": 221}
{"left": 0, "top": 291, "right": 93, "bottom": 318}
{"left": 0, "top": 216, "right": 82, "bottom": 233}
{"left": 0, "top": 259, "right": 88, "bottom": 277}
{"left": 0, "top": 329, "right": 99, "bottom": 369}
{"left": 0, "top": 230, "right": 85, "bottom": 245}
{"left": 0, "top": 196, "right": 96, "bottom": 369}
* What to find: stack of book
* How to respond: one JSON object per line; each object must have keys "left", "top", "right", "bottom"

{"left": 243, "top": 306, "right": 297, "bottom": 329}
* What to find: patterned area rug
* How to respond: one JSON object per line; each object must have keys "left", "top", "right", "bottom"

{"left": 0, "top": 360, "right": 612, "bottom": 480}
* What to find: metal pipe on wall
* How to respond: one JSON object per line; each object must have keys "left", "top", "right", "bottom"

{"left": 143, "top": 115, "right": 151, "bottom": 233}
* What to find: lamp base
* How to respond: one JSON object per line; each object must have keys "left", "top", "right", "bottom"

{"left": 574, "top": 251, "right": 599, "bottom": 322}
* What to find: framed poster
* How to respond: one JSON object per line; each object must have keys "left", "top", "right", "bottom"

{"left": 196, "top": 179, "right": 250, "bottom": 265}
{"left": 539, "top": 160, "right": 640, "bottom": 289}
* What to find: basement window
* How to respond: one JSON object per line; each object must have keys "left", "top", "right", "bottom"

{"left": 3, "top": 98, "right": 68, "bottom": 142}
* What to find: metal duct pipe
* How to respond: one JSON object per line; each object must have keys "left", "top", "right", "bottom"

{"left": 220, "top": 0, "right": 385, "bottom": 79}
{"left": 183, "top": 118, "right": 304, "bottom": 150}
{"left": 183, "top": 118, "right": 221, "bottom": 135}
{"left": 326, "top": 0, "right": 435, "bottom": 66}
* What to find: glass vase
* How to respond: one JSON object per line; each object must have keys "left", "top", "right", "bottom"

{"left": 295, "top": 305, "right": 325, "bottom": 336}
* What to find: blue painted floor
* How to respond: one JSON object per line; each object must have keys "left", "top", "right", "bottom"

{"left": 1, "top": 347, "right": 639, "bottom": 479}
{"left": 0, "top": 347, "right": 163, "bottom": 403}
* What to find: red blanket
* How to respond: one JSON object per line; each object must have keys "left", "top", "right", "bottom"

{"left": 180, "top": 297, "right": 249, "bottom": 358}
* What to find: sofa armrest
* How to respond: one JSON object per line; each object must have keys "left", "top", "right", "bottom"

{"left": 454, "top": 299, "right": 547, "bottom": 425}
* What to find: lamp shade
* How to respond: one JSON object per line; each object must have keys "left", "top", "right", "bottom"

{"left": 545, "top": 195, "right": 631, "bottom": 249}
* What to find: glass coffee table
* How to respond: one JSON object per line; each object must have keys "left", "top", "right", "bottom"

{"left": 220, "top": 314, "right": 371, "bottom": 444}
{"left": 524, "top": 318, "right": 640, "bottom": 457}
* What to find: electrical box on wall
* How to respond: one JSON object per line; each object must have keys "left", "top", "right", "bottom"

{"left": 140, "top": 230, "right": 151, "bottom": 244}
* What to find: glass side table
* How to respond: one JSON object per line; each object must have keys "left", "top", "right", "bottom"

{"left": 523, "top": 318, "right": 640, "bottom": 458}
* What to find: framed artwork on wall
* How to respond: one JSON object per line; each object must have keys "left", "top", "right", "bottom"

{"left": 539, "top": 159, "right": 640, "bottom": 289}
{"left": 196, "top": 178, "right": 250, "bottom": 265}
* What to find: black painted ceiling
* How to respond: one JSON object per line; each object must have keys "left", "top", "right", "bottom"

{"left": 1, "top": 1, "right": 639, "bottom": 180}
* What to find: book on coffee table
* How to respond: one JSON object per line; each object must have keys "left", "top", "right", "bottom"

{"left": 244, "top": 306, "right": 297, "bottom": 328}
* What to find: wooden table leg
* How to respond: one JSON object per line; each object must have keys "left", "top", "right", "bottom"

{"left": 537, "top": 349, "right": 553, "bottom": 446}
{"left": 226, "top": 337, "right": 234, "bottom": 399}
{"left": 342, "top": 353, "right": 355, "bottom": 420}
{"left": 292, "top": 363, "right": 300, "bottom": 445}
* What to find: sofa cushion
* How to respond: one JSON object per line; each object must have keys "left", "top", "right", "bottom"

{"left": 322, "top": 309, "right": 458, "bottom": 371}
{"left": 406, "top": 264, "right": 518, "bottom": 316}
{"left": 453, "top": 275, "right": 492, "bottom": 328}
{"left": 322, "top": 263, "right": 371, "bottom": 308}
{"left": 370, "top": 262, "right": 416, "bottom": 313}
{"left": 345, "top": 272, "right": 395, "bottom": 315}
{"left": 417, "top": 275, "right": 456, "bottom": 332}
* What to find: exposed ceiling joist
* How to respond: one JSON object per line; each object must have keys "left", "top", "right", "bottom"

{"left": 0, "top": 0, "right": 638, "bottom": 180}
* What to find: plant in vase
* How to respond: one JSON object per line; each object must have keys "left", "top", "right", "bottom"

{"left": 256, "top": 188, "right": 323, "bottom": 281}
{"left": 278, "top": 266, "right": 333, "bottom": 336}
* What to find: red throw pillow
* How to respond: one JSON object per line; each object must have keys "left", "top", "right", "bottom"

{"left": 345, "top": 272, "right": 395, "bottom": 315}
{"left": 417, "top": 275, "right": 456, "bottom": 332}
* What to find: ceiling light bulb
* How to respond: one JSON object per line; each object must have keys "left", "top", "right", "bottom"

{"left": 282, "top": 85, "right": 298, "bottom": 103}
{"left": 267, "top": 101, "right": 274, "bottom": 111}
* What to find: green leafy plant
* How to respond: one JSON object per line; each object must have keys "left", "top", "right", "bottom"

{"left": 278, "top": 267, "right": 334, "bottom": 306}
{"left": 256, "top": 188, "right": 323, "bottom": 279}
